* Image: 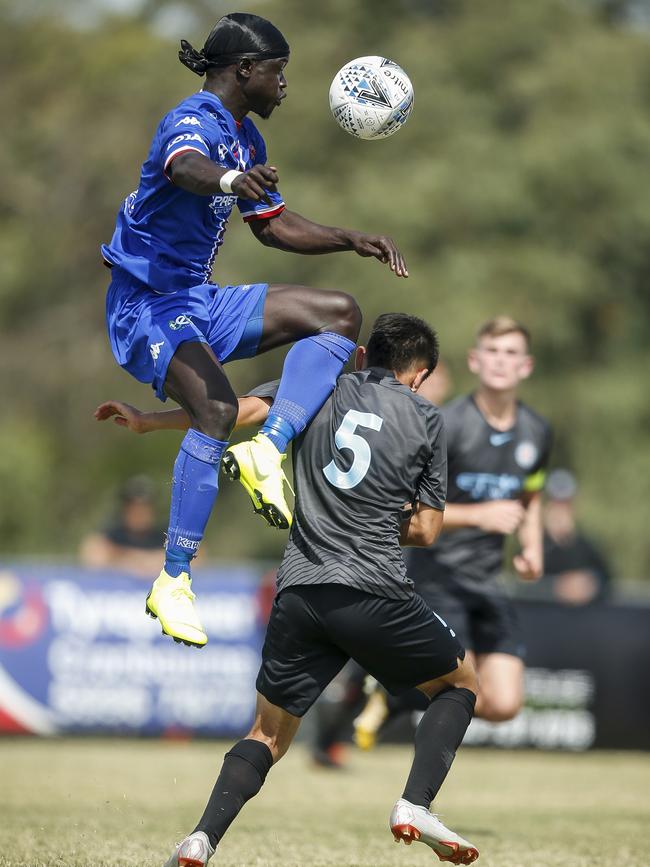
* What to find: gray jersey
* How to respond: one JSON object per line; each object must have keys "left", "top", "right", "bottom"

{"left": 268, "top": 369, "right": 447, "bottom": 600}
{"left": 407, "top": 394, "right": 552, "bottom": 591}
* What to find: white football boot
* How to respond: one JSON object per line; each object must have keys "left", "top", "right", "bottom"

{"left": 389, "top": 799, "right": 479, "bottom": 864}
{"left": 163, "top": 831, "right": 215, "bottom": 867}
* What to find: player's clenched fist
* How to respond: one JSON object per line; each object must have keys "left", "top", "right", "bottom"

{"left": 231, "top": 165, "right": 279, "bottom": 205}
{"left": 476, "top": 500, "right": 526, "bottom": 535}
{"left": 513, "top": 549, "right": 543, "bottom": 581}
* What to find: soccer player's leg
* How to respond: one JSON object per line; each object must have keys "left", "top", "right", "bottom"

{"left": 223, "top": 284, "right": 361, "bottom": 528}
{"left": 353, "top": 680, "right": 391, "bottom": 751}
{"left": 354, "top": 588, "right": 469, "bottom": 750}
{"left": 331, "top": 591, "right": 479, "bottom": 863}
{"left": 165, "top": 694, "right": 301, "bottom": 867}
{"left": 471, "top": 592, "right": 526, "bottom": 721}
{"left": 353, "top": 681, "right": 430, "bottom": 751}
{"left": 391, "top": 655, "right": 479, "bottom": 864}
{"left": 311, "top": 661, "right": 368, "bottom": 768}
{"left": 474, "top": 653, "right": 524, "bottom": 721}
{"left": 148, "top": 341, "right": 238, "bottom": 647}
{"left": 164, "top": 586, "right": 347, "bottom": 863}
{"left": 106, "top": 273, "right": 233, "bottom": 647}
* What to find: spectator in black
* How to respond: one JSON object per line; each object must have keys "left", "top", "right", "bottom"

{"left": 542, "top": 469, "right": 611, "bottom": 605}
{"left": 80, "top": 475, "right": 166, "bottom": 578}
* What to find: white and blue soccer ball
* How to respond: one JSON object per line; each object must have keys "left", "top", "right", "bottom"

{"left": 329, "top": 56, "right": 414, "bottom": 140}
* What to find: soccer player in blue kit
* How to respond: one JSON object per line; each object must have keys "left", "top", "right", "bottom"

{"left": 101, "top": 13, "right": 408, "bottom": 648}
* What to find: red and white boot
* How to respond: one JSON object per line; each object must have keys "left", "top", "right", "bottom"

{"left": 163, "top": 831, "right": 214, "bottom": 867}
{"left": 390, "top": 798, "right": 479, "bottom": 864}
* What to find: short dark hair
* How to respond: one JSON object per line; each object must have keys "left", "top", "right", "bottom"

{"left": 119, "top": 475, "right": 155, "bottom": 504}
{"left": 366, "top": 313, "right": 439, "bottom": 374}
{"left": 179, "top": 13, "right": 289, "bottom": 76}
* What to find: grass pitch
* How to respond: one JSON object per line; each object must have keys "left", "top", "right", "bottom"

{"left": 0, "top": 738, "right": 648, "bottom": 867}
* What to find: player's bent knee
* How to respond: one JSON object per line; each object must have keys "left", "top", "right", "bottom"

{"left": 193, "top": 398, "right": 238, "bottom": 440}
{"left": 478, "top": 693, "right": 522, "bottom": 722}
{"left": 324, "top": 291, "right": 362, "bottom": 339}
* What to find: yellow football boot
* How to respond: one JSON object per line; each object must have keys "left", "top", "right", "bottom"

{"left": 145, "top": 569, "right": 207, "bottom": 648}
{"left": 222, "top": 433, "right": 293, "bottom": 529}
{"left": 353, "top": 686, "right": 390, "bottom": 750}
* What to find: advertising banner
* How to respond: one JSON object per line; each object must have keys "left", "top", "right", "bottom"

{"left": 2, "top": 567, "right": 649, "bottom": 748}
{"left": 0, "top": 564, "right": 263, "bottom": 736}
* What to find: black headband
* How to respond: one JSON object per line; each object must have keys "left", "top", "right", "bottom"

{"left": 179, "top": 40, "right": 288, "bottom": 77}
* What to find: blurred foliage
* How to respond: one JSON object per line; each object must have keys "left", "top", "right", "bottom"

{"left": 1, "top": 0, "right": 649, "bottom": 578}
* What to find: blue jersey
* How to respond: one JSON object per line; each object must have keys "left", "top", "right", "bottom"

{"left": 101, "top": 90, "right": 285, "bottom": 295}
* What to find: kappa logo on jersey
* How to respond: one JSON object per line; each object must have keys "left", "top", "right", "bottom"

{"left": 150, "top": 341, "right": 164, "bottom": 361}
{"left": 456, "top": 472, "right": 522, "bottom": 500}
{"left": 175, "top": 116, "right": 203, "bottom": 128}
{"left": 167, "top": 132, "right": 206, "bottom": 150}
{"left": 168, "top": 315, "right": 193, "bottom": 331}
{"left": 217, "top": 143, "right": 229, "bottom": 162}
{"left": 515, "top": 441, "right": 539, "bottom": 470}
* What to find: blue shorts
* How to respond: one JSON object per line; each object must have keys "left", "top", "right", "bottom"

{"left": 106, "top": 268, "right": 267, "bottom": 401}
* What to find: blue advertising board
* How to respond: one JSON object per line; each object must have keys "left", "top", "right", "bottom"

{"left": 0, "top": 564, "right": 264, "bottom": 736}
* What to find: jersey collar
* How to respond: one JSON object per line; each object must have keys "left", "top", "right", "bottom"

{"left": 198, "top": 89, "right": 242, "bottom": 138}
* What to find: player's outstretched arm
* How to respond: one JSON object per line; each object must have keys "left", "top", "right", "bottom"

{"left": 94, "top": 401, "right": 188, "bottom": 434}
{"left": 400, "top": 503, "right": 444, "bottom": 547}
{"left": 94, "top": 396, "right": 272, "bottom": 434}
{"left": 169, "top": 152, "right": 279, "bottom": 205}
{"left": 249, "top": 209, "right": 409, "bottom": 277}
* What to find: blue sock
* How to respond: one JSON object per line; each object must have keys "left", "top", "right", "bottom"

{"left": 260, "top": 332, "right": 355, "bottom": 453}
{"left": 164, "top": 429, "right": 227, "bottom": 577}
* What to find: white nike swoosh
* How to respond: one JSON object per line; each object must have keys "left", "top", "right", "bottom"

{"left": 490, "top": 432, "right": 513, "bottom": 446}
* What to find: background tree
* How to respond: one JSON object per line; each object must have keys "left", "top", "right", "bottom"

{"left": 1, "top": 0, "right": 648, "bottom": 579}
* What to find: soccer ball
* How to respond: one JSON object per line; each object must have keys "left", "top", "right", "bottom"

{"left": 329, "top": 56, "right": 414, "bottom": 140}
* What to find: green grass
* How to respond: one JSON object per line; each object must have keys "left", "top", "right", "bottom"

{"left": 0, "top": 739, "right": 648, "bottom": 866}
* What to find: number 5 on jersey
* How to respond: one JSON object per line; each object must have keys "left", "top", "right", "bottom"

{"left": 323, "top": 410, "right": 383, "bottom": 490}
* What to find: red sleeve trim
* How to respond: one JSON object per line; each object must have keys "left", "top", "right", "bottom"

{"left": 242, "top": 203, "right": 285, "bottom": 223}
{"left": 163, "top": 145, "right": 207, "bottom": 178}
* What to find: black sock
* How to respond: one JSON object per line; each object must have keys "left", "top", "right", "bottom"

{"left": 402, "top": 687, "right": 476, "bottom": 810}
{"left": 193, "top": 738, "right": 274, "bottom": 848}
